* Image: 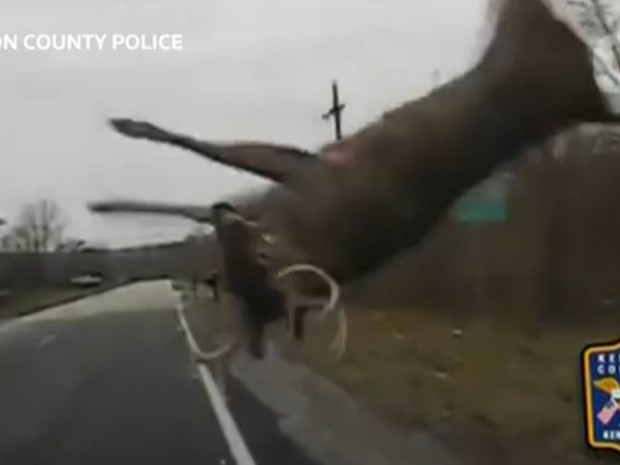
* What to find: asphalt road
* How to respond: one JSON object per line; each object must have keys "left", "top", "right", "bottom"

{"left": 0, "top": 282, "right": 321, "bottom": 465}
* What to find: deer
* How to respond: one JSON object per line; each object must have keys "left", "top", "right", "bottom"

{"left": 89, "top": 0, "right": 620, "bottom": 359}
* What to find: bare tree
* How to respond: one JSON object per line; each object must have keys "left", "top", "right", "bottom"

{"left": 1, "top": 199, "right": 66, "bottom": 253}
{"left": 569, "top": 0, "right": 620, "bottom": 89}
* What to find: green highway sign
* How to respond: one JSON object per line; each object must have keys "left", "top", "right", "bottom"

{"left": 455, "top": 199, "right": 507, "bottom": 224}
{"left": 454, "top": 169, "right": 512, "bottom": 224}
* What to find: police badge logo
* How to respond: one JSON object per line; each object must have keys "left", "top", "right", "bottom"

{"left": 582, "top": 339, "right": 620, "bottom": 453}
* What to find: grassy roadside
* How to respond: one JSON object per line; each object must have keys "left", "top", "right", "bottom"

{"left": 0, "top": 284, "right": 119, "bottom": 321}
{"left": 297, "top": 305, "right": 620, "bottom": 465}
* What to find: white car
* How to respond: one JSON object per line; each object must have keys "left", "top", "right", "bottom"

{"left": 70, "top": 274, "right": 104, "bottom": 287}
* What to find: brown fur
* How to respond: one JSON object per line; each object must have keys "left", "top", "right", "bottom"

{"left": 210, "top": 202, "right": 287, "bottom": 358}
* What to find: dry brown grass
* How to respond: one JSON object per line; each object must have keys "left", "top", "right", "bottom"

{"left": 298, "top": 305, "right": 620, "bottom": 465}
{"left": 184, "top": 279, "right": 620, "bottom": 463}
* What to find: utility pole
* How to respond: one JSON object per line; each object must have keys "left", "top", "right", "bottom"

{"left": 321, "top": 80, "right": 346, "bottom": 140}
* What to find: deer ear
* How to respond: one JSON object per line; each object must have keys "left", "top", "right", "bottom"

{"left": 108, "top": 118, "right": 320, "bottom": 185}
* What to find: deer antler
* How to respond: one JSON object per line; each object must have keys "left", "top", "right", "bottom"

{"left": 275, "top": 263, "right": 346, "bottom": 359}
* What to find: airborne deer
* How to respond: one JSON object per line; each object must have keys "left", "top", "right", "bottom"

{"left": 90, "top": 0, "right": 620, "bottom": 357}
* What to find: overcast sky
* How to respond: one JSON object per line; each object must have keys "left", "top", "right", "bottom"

{"left": 0, "top": 0, "right": 539, "bottom": 247}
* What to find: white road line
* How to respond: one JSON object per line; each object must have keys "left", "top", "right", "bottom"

{"left": 37, "top": 333, "right": 57, "bottom": 347}
{"left": 175, "top": 302, "right": 257, "bottom": 465}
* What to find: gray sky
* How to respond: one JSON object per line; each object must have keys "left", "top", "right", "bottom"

{"left": 0, "top": 0, "right": 496, "bottom": 247}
